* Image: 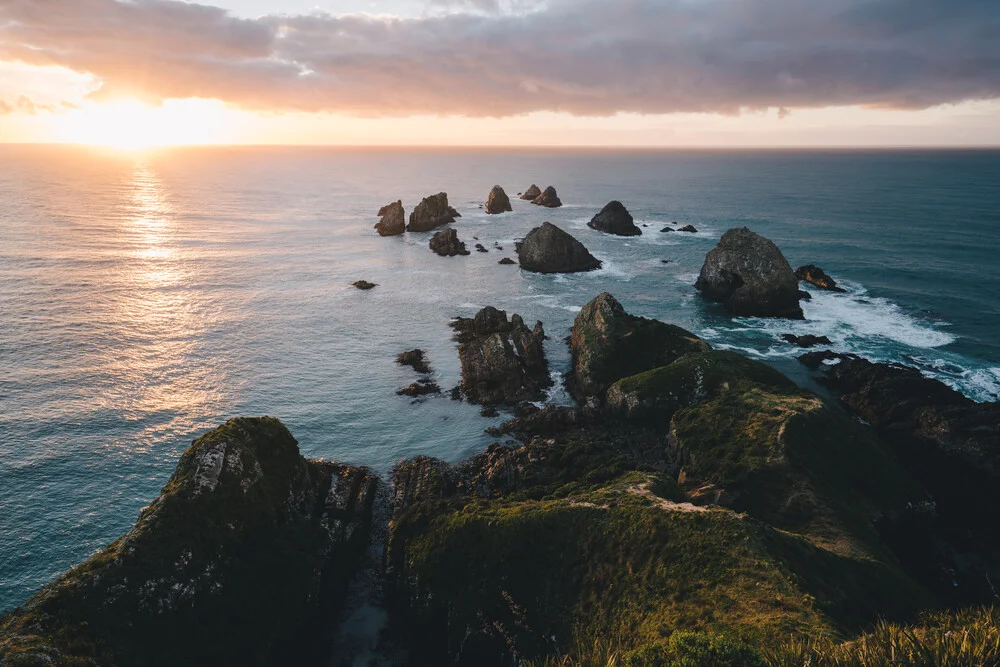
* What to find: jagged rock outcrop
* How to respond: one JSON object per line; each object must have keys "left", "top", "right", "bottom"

{"left": 783, "top": 334, "right": 833, "bottom": 348}
{"left": 588, "top": 201, "right": 641, "bottom": 236}
{"left": 429, "top": 228, "right": 470, "bottom": 257}
{"left": 531, "top": 186, "right": 562, "bottom": 208}
{"left": 451, "top": 306, "right": 551, "bottom": 405}
{"left": 677, "top": 225, "right": 698, "bottom": 233}
{"left": 569, "top": 293, "right": 710, "bottom": 403}
{"left": 375, "top": 200, "right": 405, "bottom": 236}
{"left": 0, "top": 418, "right": 378, "bottom": 667}
{"left": 485, "top": 185, "right": 512, "bottom": 214}
{"left": 520, "top": 184, "right": 541, "bottom": 201}
{"left": 397, "top": 349, "right": 431, "bottom": 374}
{"left": 518, "top": 222, "right": 601, "bottom": 274}
{"left": 695, "top": 227, "right": 804, "bottom": 319}
{"left": 796, "top": 265, "right": 847, "bottom": 292}
{"left": 407, "top": 193, "right": 461, "bottom": 232}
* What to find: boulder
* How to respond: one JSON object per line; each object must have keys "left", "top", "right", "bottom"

{"left": 660, "top": 226, "right": 675, "bottom": 233}
{"left": 0, "top": 418, "right": 378, "bottom": 666}
{"left": 407, "top": 192, "right": 461, "bottom": 232}
{"left": 520, "top": 184, "right": 542, "bottom": 201}
{"left": 531, "top": 186, "right": 562, "bottom": 208}
{"left": 451, "top": 307, "right": 551, "bottom": 405}
{"left": 498, "top": 257, "right": 516, "bottom": 265}
{"left": 429, "top": 228, "right": 470, "bottom": 257}
{"left": 677, "top": 225, "right": 698, "bottom": 233}
{"left": 485, "top": 185, "right": 513, "bottom": 214}
{"left": 397, "top": 349, "right": 431, "bottom": 374}
{"left": 352, "top": 280, "right": 377, "bottom": 290}
{"left": 397, "top": 381, "right": 441, "bottom": 397}
{"left": 695, "top": 227, "right": 804, "bottom": 319}
{"left": 782, "top": 334, "right": 833, "bottom": 348}
{"left": 475, "top": 243, "right": 489, "bottom": 253}
{"left": 375, "top": 200, "right": 405, "bottom": 236}
{"left": 569, "top": 293, "right": 710, "bottom": 402}
{"left": 588, "top": 201, "right": 641, "bottom": 236}
{"left": 796, "top": 264, "right": 847, "bottom": 292}
{"left": 518, "top": 222, "right": 602, "bottom": 274}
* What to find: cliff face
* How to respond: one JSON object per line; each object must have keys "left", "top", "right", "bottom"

{"left": 0, "top": 417, "right": 378, "bottom": 667}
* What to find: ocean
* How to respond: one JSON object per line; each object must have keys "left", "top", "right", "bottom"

{"left": 1, "top": 145, "right": 998, "bottom": 612}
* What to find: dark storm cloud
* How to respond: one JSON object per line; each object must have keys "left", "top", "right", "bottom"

{"left": 0, "top": 0, "right": 998, "bottom": 116}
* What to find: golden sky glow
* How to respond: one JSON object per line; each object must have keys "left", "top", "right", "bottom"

{"left": 52, "top": 100, "right": 234, "bottom": 149}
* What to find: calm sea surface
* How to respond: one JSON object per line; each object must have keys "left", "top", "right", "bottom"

{"left": 1, "top": 146, "right": 998, "bottom": 611}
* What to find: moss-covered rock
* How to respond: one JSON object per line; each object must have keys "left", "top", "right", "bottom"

{"left": 569, "top": 293, "right": 710, "bottom": 403}
{"left": 606, "top": 350, "right": 793, "bottom": 424}
{"left": 0, "top": 417, "right": 378, "bottom": 667}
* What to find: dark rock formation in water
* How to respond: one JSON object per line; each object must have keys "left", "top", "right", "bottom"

{"left": 783, "top": 333, "right": 833, "bottom": 348}
{"left": 0, "top": 417, "right": 378, "bottom": 667}
{"left": 518, "top": 222, "right": 601, "bottom": 274}
{"left": 588, "top": 200, "right": 641, "bottom": 236}
{"left": 396, "top": 381, "right": 441, "bottom": 397}
{"left": 520, "top": 184, "right": 541, "bottom": 201}
{"left": 485, "top": 185, "right": 513, "bottom": 214}
{"left": 429, "top": 228, "right": 470, "bottom": 257}
{"left": 660, "top": 226, "right": 675, "bottom": 233}
{"left": 531, "top": 186, "right": 562, "bottom": 208}
{"left": 375, "top": 200, "right": 405, "bottom": 237}
{"left": 397, "top": 349, "right": 431, "bottom": 374}
{"left": 569, "top": 292, "right": 710, "bottom": 403}
{"left": 352, "top": 280, "right": 378, "bottom": 290}
{"left": 450, "top": 306, "right": 550, "bottom": 405}
{"left": 475, "top": 243, "right": 488, "bottom": 253}
{"left": 498, "top": 257, "right": 516, "bottom": 265}
{"left": 695, "top": 227, "right": 804, "bottom": 319}
{"left": 677, "top": 224, "right": 698, "bottom": 233}
{"left": 407, "top": 193, "right": 461, "bottom": 232}
{"left": 796, "top": 264, "right": 847, "bottom": 292}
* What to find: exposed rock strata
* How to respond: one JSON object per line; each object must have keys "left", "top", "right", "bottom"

{"left": 451, "top": 306, "right": 550, "bottom": 405}
{"left": 375, "top": 200, "right": 405, "bottom": 236}
{"left": 407, "top": 193, "right": 461, "bottom": 232}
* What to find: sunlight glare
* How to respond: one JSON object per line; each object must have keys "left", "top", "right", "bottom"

{"left": 58, "top": 99, "right": 231, "bottom": 148}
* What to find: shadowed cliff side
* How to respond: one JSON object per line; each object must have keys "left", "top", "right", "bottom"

{"left": 0, "top": 417, "right": 378, "bottom": 667}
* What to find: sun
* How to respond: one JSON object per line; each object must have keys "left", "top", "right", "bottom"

{"left": 58, "top": 99, "right": 230, "bottom": 149}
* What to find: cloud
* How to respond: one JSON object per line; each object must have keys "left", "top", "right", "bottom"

{"left": 0, "top": 0, "right": 998, "bottom": 117}
{"left": 0, "top": 95, "right": 59, "bottom": 115}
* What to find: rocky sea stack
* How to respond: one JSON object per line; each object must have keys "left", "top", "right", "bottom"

{"left": 531, "top": 185, "right": 562, "bottom": 208}
{"left": 796, "top": 264, "right": 847, "bottom": 292}
{"left": 451, "top": 306, "right": 550, "bottom": 405}
{"left": 0, "top": 418, "right": 377, "bottom": 666}
{"left": 484, "top": 185, "right": 512, "bottom": 214}
{"left": 588, "top": 200, "right": 641, "bottom": 236}
{"left": 696, "top": 227, "right": 804, "bottom": 319}
{"left": 375, "top": 200, "right": 405, "bottom": 236}
{"left": 520, "top": 184, "right": 541, "bottom": 201}
{"left": 429, "top": 228, "right": 470, "bottom": 257}
{"left": 407, "top": 193, "right": 461, "bottom": 232}
{"left": 518, "top": 222, "right": 602, "bottom": 274}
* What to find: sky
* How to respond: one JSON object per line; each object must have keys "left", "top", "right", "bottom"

{"left": 1, "top": 0, "right": 999, "bottom": 147}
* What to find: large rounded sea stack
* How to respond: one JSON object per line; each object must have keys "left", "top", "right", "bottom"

{"left": 588, "top": 201, "right": 641, "bottom": 236}
{"left": 407, "top": 192, "right": 461, "bottom": 232}
{"left": 531, "top": 186, "right": 562, "bottom": 208}
{"left": 518, "top": 222, "right": 602, "bottom": 274}
{"left": 375, "top": 200, "right": 405, "bottom": 236}
{"left": 485, "top": 185, "right": 512, "bottom": 214}
{"left": 520, "top": 184, "right": 542, "bottom": 201}
{"left": 695, "top": 227, "right": 804, "bottom": 319}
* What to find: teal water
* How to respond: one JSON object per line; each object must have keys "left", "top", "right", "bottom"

{"left": 1, "top": 146, "right": 998, "bottom": 612}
